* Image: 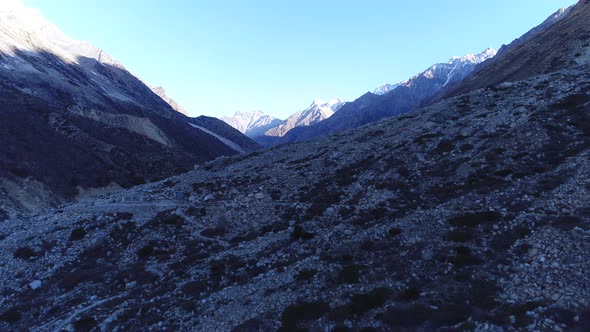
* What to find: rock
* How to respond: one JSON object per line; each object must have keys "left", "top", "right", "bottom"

{"left": 29, "top": 280, "right": 42, "bottom": 290}
{"left": 204, "top": 194, "right": 215, "bottom": 202}
{"left": 498, "top": 82, "right": 514, "bottom": 90}
{"left": 254, "top": 192, "right": 265, "bottom": 200}
{"left": 422, "top": 250, "right": 434, "bottom": 261}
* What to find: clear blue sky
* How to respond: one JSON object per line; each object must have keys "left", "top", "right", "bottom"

{"left": 24, "top": 0, "right": 576, "bottom": 119}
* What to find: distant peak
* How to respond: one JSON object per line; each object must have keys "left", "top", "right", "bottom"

{"left": 480, "top": 48, "right": 496, "bottom": 56}
{"left": 151, "top": 86, "right": 166, "bottom": 94}
{"left": 308, "top": 98, "right": 344, "bottom": 109}
{"left": 312, "top": 98, "right": 325, "bottom": 106}
{"left": 373, "top": 83, "right": 402, "bottom": 95}
{"left": 449, "top": 48, "right": 497, "bottom": 64}
{"left": 2, "top": 0, "right": 30, "bottom": 12}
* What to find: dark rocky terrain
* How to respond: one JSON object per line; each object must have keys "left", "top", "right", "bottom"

{"left": 1, "top": 1, "right": 590, "bottom": 331}
{"left": 0, "top": 7, "right": 259, "bottom": 216}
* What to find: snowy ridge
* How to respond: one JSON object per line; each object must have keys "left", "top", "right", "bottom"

{"left": 374, "top": 48, "right": 496, "bottom": 95}
{"left": 373, "top": 83, "right": 401, "bottom": 95}
{"left": 444, "top": 48, "right": 496, "bottom": 86}
{"left": 449, "top": 48, "right": 496, "bottom": 64}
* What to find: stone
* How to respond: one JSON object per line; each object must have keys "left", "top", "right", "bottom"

{"left": 498, "top": 82, "right": 514, "bottom": 90}
{"left": 204, "top": 194, "right": 215, "bottom": 202}
{"left": 254, "top": 192, "right": 265, "bottom": 200}
{"left": 29, "top": 280, "right": 42, "bottom": 290}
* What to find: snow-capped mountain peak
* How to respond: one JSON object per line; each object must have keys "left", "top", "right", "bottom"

{"left": 311, "top": 98, "right": 325, "bottom": 106}
{"left": 263, "top": 98, "right": 345, "bottom": 138}
{"left": 449, "top": 48, "right": 496, "bottom": 64}
{"left": 373, "top": 83, "right": 402, "bottom": 95}
{"left": 220, "top": 110, "right": 282, "bottom": 137}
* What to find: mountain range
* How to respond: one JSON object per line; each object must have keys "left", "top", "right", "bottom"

{"left": 1, "top": 1, "right": 590, "bottom": 331}
{"left": 278, "top": 47, "right": 496, "bottom": 144}
{"left": 223, "top": 48, "right": 496, "bottom": 147}
{"left": 222, "top": 98, "right": 345, "bottom": 145}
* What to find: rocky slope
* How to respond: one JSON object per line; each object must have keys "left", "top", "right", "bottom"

{"left": 1, "top": 54, "right": 589, "bottom": 332}
{"left": 2, "top": 1, "right": 590, "bottom": 331}
{"left": 0, "top": 2, "right": 259, "bottom": 215}
{"left": 279, "top": 48, "right": 495, "bottom": 144}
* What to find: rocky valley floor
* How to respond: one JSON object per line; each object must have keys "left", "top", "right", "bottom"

{"left": 1, "top": 65, "right": 590, "bottom": 331}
